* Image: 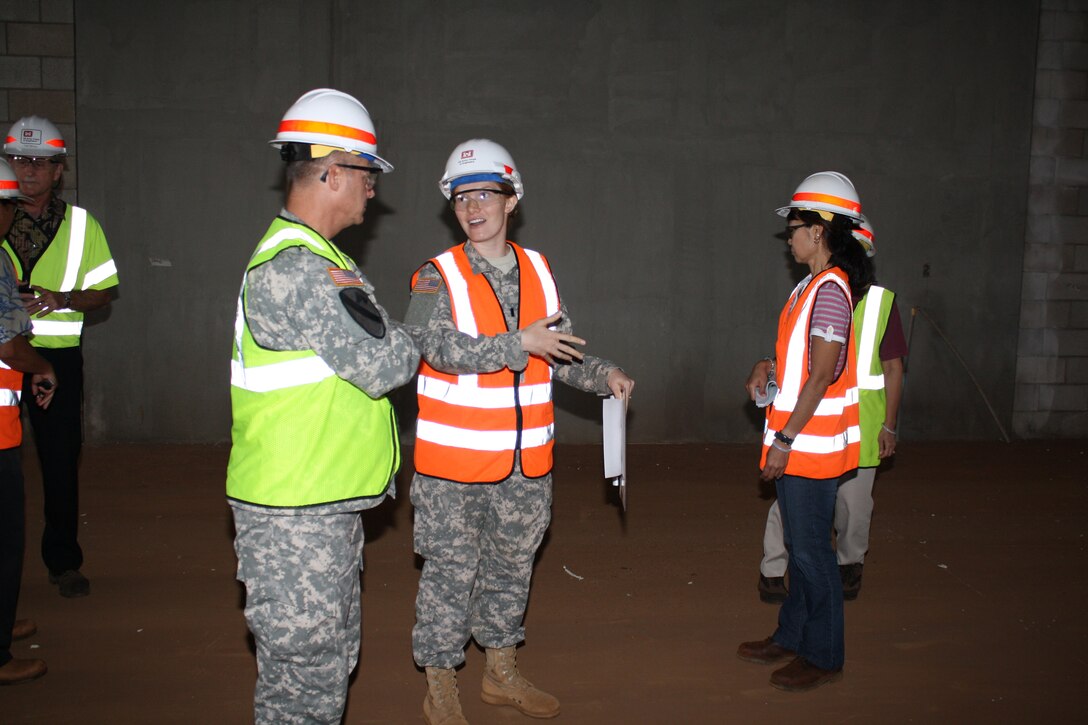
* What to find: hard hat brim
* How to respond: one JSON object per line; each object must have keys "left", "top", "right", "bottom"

{"left": 269, "top": 140, "right": 394, "bottom": 173}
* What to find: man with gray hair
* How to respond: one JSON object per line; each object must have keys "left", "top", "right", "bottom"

{"left": 226, "top": 89, "right": 419, "bottom": 723}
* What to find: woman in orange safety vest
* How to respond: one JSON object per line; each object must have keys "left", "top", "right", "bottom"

{"left": 737, "top": 171, "right": 873, "bottom": 693}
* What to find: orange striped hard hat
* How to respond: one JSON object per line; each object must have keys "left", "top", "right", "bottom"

{"left": 776, "top": 171, "right": 863, "bottom": 221}
{"left": 270, "top": 89, "right": 392, "bottom": 172}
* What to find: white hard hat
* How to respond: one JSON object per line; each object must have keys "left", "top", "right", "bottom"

{"left": 439, "top": 139, "right": 523, "bottom": 199}
{"left": 775, "top": 171, "right": 862, "bottom": 221}
{"left": 270, "top": 88, "right": 393, "bottom": 172}
{"left": 4, "top": 116, "right": 66, "bottom": 157}
{"left": 0, "top": 158, "right": 30, "bottom": 201}
{"left": 852, "top": 214, "right": 876, "bottom": 257}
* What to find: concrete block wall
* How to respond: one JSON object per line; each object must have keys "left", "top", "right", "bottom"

{"left": 1015, "top": 0, "right": 1088, "bottom": 437}
{"left": 70, "top": 0, "right": 1041, "bottom": 444}
{"left": 0, "top": 0, "right": 77, "bottom": 203}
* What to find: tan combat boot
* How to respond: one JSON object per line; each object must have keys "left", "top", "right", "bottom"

{"left": 481, "top": 646, "right": 560, "bottom": 719}
{"left": 423, "top": 667, "right": 469, "bottom": 725}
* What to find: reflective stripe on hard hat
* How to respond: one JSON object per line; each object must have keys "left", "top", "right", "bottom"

{"left": 277, "top": 119, "right": 377, "bottom": 146}
{"left": 0, "top": 180, "right": 18, "bottom": 192}
{"left": 792, "top": 192, "right": 861, "bottom": 215}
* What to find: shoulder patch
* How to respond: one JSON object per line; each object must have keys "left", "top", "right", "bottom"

{"left": 412, "top": 276, "right": 440, "bottom": 294}
{"left": 328, "top": 267, "right": 363, "bottom": 287}
{"left": 340, "top": 288, "right": 386, "bottom": 338}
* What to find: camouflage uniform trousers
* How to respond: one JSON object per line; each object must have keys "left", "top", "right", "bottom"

{"left": 232, "top": 507, "right": 365, "bottom": 724}
{"left": 411, "top": 470, "right": 552, "bottom": 668}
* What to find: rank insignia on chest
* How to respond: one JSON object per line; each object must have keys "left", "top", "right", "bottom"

{"left": 327, "top": 267, "right": 363, "bottom": 287}
{"left": 412, "top": 277, "right": 440, "bottom": 294}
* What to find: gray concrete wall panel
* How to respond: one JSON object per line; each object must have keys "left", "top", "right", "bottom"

{"left": 73, "top": 0, "right": 1039, "bottom": 443}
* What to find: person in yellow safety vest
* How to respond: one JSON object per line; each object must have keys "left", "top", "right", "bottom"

{"left": 405, "top": 139, "right": 635, "bottom": 725}
{"left": 2, "top": 116, "right": 118, "bottom": 599}
{"left": 757, "top": 214, "right": 907, "bottom": 605}
{"left": 737, "top": 171, "right": 870, "bottom": 693}
{"left": 226, "top": 89, "right": 419, "bottom": 724}
{"left": 0, "top": 157, "right": 58, "bottom": 685}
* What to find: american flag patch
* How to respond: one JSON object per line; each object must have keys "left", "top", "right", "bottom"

{"left": 327, "top": 268, "right": 363, "bottom": 287}
{"left": 412, "top": 276, "right": 440, "bottom": 294}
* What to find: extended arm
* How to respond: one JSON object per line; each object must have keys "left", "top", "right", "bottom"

{"left": 878, "top": 357, "right": 903, "bottom": 458}
{"left": 0, "top": 335, "right": 57, "bottom": 408}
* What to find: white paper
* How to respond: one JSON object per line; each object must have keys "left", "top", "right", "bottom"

{"left": 602, "top": 396, "right": 627, "bottom": 510}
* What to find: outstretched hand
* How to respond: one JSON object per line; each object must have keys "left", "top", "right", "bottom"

{"left": 521, "top": 312, "right": 586, "bottom": 365}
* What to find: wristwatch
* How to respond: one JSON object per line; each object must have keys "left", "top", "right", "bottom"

{"left": 63, "top": 291, "right": 72, "bottom": 308}
{"left": 773, "top": 430, "right": 794, "bottom": 447}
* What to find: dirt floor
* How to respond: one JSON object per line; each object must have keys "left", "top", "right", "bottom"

{"left": 3, "top": 440, "right": 1086, "bottom": 723}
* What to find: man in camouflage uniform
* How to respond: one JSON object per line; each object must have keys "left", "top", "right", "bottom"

{"left": 405, "top": 139, "right": 634, "bottom": 724}
{"left": 226, "top": 89, "right": 419, "bottom": 724}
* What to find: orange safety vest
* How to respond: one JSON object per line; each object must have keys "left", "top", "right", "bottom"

{"left": 0, "top": 363, "right": 23, "bottom": 449}
{"left": 413, "top": 242, "right": 559, "bottom": 483}
{"left": 761, "top": 267, "right": 860, "bottom": 479}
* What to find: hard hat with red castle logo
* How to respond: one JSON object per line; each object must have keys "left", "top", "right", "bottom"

{"left": 270, "top": 88, "right": 393, "bottom": 172}
{"left": 4, "top": 116, "right": 66, "bottom": 157}
{"left": 440, "top": 139, "right": 523, "bottom": 199}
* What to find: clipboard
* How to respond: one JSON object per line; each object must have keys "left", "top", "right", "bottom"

{"left": 602, "top": 396, "right": 627, "bottom": 510}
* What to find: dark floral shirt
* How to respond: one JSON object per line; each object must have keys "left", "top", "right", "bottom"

{"left": 6, "top": 194, "right": 67, "bottom": 275}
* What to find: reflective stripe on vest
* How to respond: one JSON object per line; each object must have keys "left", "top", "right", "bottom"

{"left": 416, "top": 419, "right": 556, "bottom": 452}
{"left": 59, "top": 206, "right": 87, "bottom": 291}
{"left": 30, "top": 319, "right": 83, "bottom": 337}
{"left": 83, "top": 259, "right": 118, "bottom": 288}
{"left": 855, "top": 286, "right": 887, "bottom": 391}
{"left": 417, "top": 374, "right": 553, "bottom": 409}
{"left": 229, "top": 229, "right": 338, "bottom": 394}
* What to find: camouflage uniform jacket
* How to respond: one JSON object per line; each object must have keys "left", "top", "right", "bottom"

{"left": 231, "top": 210, "right": 420, "bottom": 515}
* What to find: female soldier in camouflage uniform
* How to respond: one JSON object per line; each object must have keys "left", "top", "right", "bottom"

{"left": 405, "top": 140, "right": 634, "bottom": 724}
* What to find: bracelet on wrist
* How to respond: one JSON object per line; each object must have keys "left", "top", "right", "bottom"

{"left": 771, "top": 441, "right": 792, "bottom": 453}
{"left": 881, "top": 423, "right": 897, "bottom": 436}
{"left": 773, "top": 430, "right": 794, "bottom": 446}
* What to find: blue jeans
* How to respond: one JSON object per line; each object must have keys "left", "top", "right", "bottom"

{"left": 771, "top": 473, "right": 845, "bottom": 671}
